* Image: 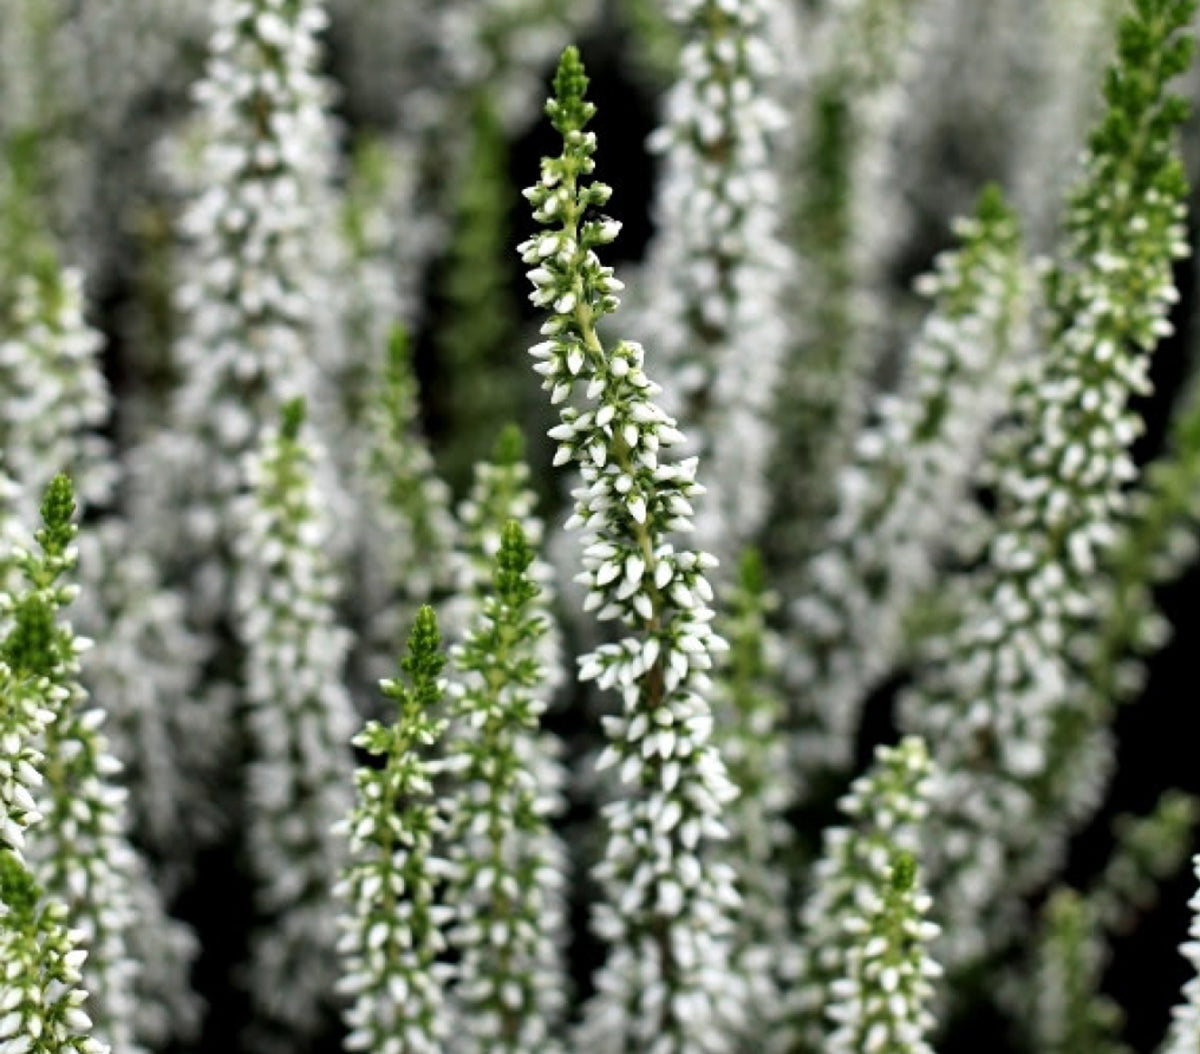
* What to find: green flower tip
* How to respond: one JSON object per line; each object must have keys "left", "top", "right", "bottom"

{"left": 975, "top": 182, "right": 1014, "bottom": 227}
{"left": 493, "top": 423, "right": 526, "bottom": 467}
{"left": 547, "top": 45, "right": 595, "bottom": 136}
{"left": 496, "top": 520, "right": 537, "bottom": 602}
{"left": 401, "top": 604, "right": 446, "bottom": 680}
{"left": 280, "top": 397, "right": 307, "bottom": 441}
{"left": 0, "top": 849, "right": 40, "bottom": 921}
{"left": 386, "top": 324, "right": 411, "bottom": 374}
{"left": 738, "top": 547, "right": 766, "bottom": 594}
{"left": 38, "top": 473, "right": 76, "bottom": 555}
{"left": 890, "top": 851, "right": 917, "bottom": 894}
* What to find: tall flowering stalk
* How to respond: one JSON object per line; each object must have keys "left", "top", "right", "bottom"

{"left": 521, "top": 47, "right": 743, "bottom": 1054}
{"left": 898, "top": 0, "right": 1195, "bottom": 969}
{"left": 0, "top": 849, "right": 107, "bottom": 1054}
{"left": 789, "top": 186, "right": 1030, "bottom": 787}
{"left": 710, "top": 548, "right": 797, "bottom": 1045}
{"left": 631, "top": 0, "right": 790, "bottom": 560}
{"left": 1163, "top": 855, "right": 1200, "bottom": 1054}
{"left": 232, "top": 399, "right": 357, "bottom": 1040}
{"left": 5, "top": 478, "right": 137, "bottom": 1054}
{"left": 442, "top": 520, "right": 570, "bottom": 1054}
{"left": 782, "top": 737, "right": 940, "bottom": 1054}
{"left": 335, "top": 605, "right": 454, "bottom": 1054}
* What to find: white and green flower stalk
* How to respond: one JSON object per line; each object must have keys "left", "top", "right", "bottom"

{"left": 6, "top": 477, "right": 138, "bottom": 1054}
{"left": 1163, "top": 855, "right": 1200, "bottom": 1054}
{"left": 765, "top": 0, "right": 926, "bottom": 573}
{"left": 630, "top": 0, "right": 790, "bottom": 560}
{"left": 0, "top": 257, "right": 112, "bottom": 523}
{"left": 335, "top": 605, "right": 454, "bottom": 1054}
{"left": 898, "top": 0, "right": 1195, "bottom": 970}
{"left": 442, "top": 519, "right": 570, "bottom": 1054}
{"left": 141, "top": 0, "right": 338, "bottom": 617}
{"left": 790, "top": 186, "right": 1030, "bottom": 787}
{"left": 232, "top": 399, "right": 357, "bottom": 1039}
{"left": 447, "top": 424, "right": 563, "bottom": 694}
{"left": 522, "top": 47, "right": 743, "bottom": 1054}
{"left": 0, "top": 657, "right": 52, "bottom": 854}
{"left": 783, "top": 737, "right": 940, "bottom": 1054}
{"left": 0, "top": 849, "right": 107, "bottom": 1054}
{"left": 711, "top": 548, "right": 797, "bottom": 1044}
{"left": 352, "top": 327, "right": 457, "bottom": 694}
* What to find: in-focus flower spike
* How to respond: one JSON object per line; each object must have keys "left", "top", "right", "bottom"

{"left": 628, "top": 0, "right": 791, "bottom": 561}
{"left": 334, "top": 605, "right": 455, "bottom": 1054}
{"left": 789, "top": 185, "right": 1031, "bottom": 789}
{"left": 1027, "top": 888, "right": 1128, "bottom": 1054}
{"left": 442, "top": 520, "right": 571, "bottom": 1054}
{"left": 0, "top": 848, "right": 109, "bottom": 1054}
{"left": 352, "top": 326, "right": 458, "bottom": 695}
{"left": 232, "top": 398, "right": 358, "bottom": 1042}
{"left": 7, "top": 476, "right": 168, "bottom": 1054}
{"left": 781, "top": 737, "right": 939, "bottom": 1054}
{"left": 522, "top": 46, "right": 744, "bottom": 1054}
{"left": 446, "top": 424, "right": 564, "bottom": 694}
{"left": 1162, "top": 855, "right": 1200, "bottom": 1054}
{"left": 897, "top": 0, "right": 1195, "bottom": 971}
{"left": 709, "top": 547, "right": 798, "bottom": 1047}
{"left": 0, "top": 255, "right": 112, "bottom": 523}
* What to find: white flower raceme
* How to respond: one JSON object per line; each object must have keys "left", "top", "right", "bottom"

{"left": 790, "top": 187, "right": 1030, "bottom": 788}
{"left": 709, "top": 548, "right": 797, "bottom": 1050}
{"left": 442, "top": 520, "right": 571, "bottom": 1054}
{"left": 0, "top": 849, "right": 108, "bottom": 1054}
{"left": 232, "top": 401, "right": 357, "bottom": 1040}
{"left": 335, "top": 606, "right": 455, "bottom": 1054}
{"left": 783, "top": 737, "right": 940, "bottom": 1054}
{"left": 135, "top": 0, "right": 340, "bottom": 618}
{"left": 0, "top": 264, "right": 112, "bottom": 523}
{"left": 898, "top": 0, "right": 1194, "bottom": 970}
{"left": 9, "top": 479, "right": 139, "bottom": 1054}
{"left": 522, "top": 47, "right": 743, "bottom": 1054}
{"left": 629, "top": 0, "right": 790, "bottom": 561}
{"left": 1162, "top": 855, "right": 1200, "bottom": 1054}
{"left": 445, "top": 424, "right": 564, "bottom": 694}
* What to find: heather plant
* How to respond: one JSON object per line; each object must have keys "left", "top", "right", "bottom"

{"left": 5, "top": 2, "right": 1200, "bottom": 1054}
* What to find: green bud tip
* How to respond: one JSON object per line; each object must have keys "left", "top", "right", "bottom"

{"left": 281, "top": 397, "right": 307, "bottom": 441}
{"left": 891, "top": 851, "right": 917, "bottom": 894}
{"left": 493, "top": 424, "right": 526, "bottom": 466}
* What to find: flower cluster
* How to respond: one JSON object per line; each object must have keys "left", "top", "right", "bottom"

{"left": 522, "top": 46, "right": 743, "bottom": 1054}
{"left": 335, "top": 606, "right": 454, "bottom": 1054}
{"left": 232, "top": 400, "right": 357, "bottom": 1039}
{"left": 783, "top": 737, "right": 940, "bottom": 1054}
{"left": 442, "top": 520, "right": 570, "bottom": 1054}
{"left": 1164, "top": 855, "right": 1200, "bottom": 1054}
{"left": 5, "top": 478, "right": 139, "bottom": 1054}
{"left": 631, "top": 0, "right": 790, "bottom": 560}
{"left": 898, "top": 0, "right": 1195, "bottom": 968}
{"left": 0, "top": 849, "right": 107, "bottom": 1054}
{"left": 790, "top": 186, "right": 1030, "bottom": 787}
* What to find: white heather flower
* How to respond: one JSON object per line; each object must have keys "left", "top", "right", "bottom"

{"left": 0, "top": 849, "right": 109, "bottom": 1054}
{"left": 783, "top": 737, "right": 939, "bottom": 1054}
{"left": 232, "top": 401, "right": 357, "bottom": 1040}
{"left": 133, "top": 0, "right": 341, "bottom": 623}
{"left": 10, "top": 479, "right": 145, "bottom": 1054}
{"left": 0, "top": 264, "right": 112, "bottom": 522}
{"left": 898, "top": 0, "right": 1194, "bottom": 970}
{"left": 351, "top": 328, "right": 457, "bottom": 696}
{"left": 709, "top": 548, "right": 797, "bottom": 1048}
{"left": 1162, "top": 855, "right": 1200, "bottom": 1054}
{"left": 789, "top": 187, "right": 1031, "bottom": 787}
{"left": 629, "top": 0, "right": 791, "bottom": 561}
{"left": 445, "top": 424, "right": 564, "bottom": 696}
{"left": 335, "top": 606, "right": 455, "bottom": 1054}
{"left": 442, "top": 520, "right": 571, "bottom": 1054}
{"left": 522, "top": 48, "right": 744, "bottom": 1054}
{"left": 766, "top": 0, "right": 928, "bottom": 573}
